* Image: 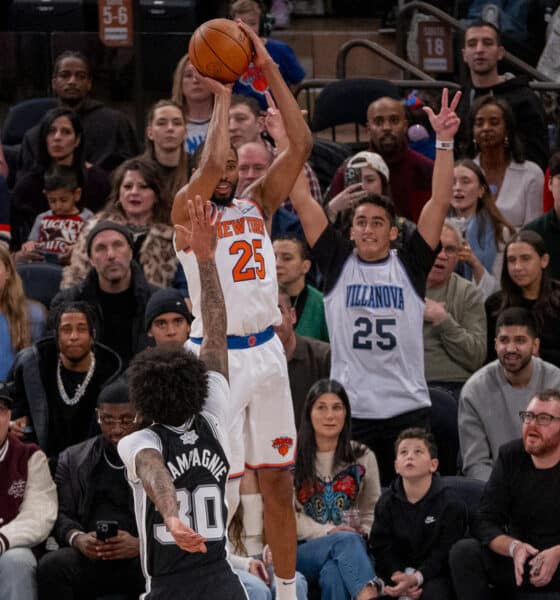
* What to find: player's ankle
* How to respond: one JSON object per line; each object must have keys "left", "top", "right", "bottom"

{"left": 274, "top": 575, "right": 296, "bottom": 600}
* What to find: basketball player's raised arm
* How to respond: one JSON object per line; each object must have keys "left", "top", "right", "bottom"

{"left": 176, "top": 194, "right": 228, "bottom": 380}
{"left": 238, "top": 21, "right": 312, "bottom": 219}
{"left": 171, "top": 75, "right": 232, "bottom": 228}
{"left": 290, "top": 166, "right": 328, "bottom": 248}
{"left": 417, "top": 88, "right": 462, "bottom": 250}
{"left": 135, "top": 448, "right": 208, "bottom": 553}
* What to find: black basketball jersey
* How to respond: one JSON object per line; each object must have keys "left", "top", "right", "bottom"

{"left": 140, "top": 415, "right": 230, "bottom": 579}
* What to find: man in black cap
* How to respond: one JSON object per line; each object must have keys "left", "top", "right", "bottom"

{"left": 51, "top": 221, "right": 156, "bottom": 365}
{"left": 145, "top": 288, "right": 193, "bottom": 347}
{"left": 37, "top": 376, "right": 145, "bottom": 600}
{"left": 0, "top": 381, "right": 57, "bottom": 600}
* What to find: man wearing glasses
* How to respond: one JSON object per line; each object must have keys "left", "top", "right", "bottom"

{"left": 450, "top": 388, "right": 560, "bottom": 598}
{"left": 37, "top": 376, "right": 145, "bottom": 600}
{"left": 459, "top": 306, "right": 560, "bottom": 481}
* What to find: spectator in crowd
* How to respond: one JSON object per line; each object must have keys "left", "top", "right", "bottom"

{"left": 10, "top": 301, "right": 121, "bottom": 459}
{"left": 450, "top": 389, "right": 560, "bottom": 598}
{"left": 60, "top": 157, "right": 179, "bottom": 291}
{"left": 0, "top": 245, "right": 46, "bottom": 380}
{"left": 459, "top": 307, "right": 560, "bottom": 481}
{"left": 52, "top": 223, "right": 156, "bottom": 365}
{"left": 228, "top": 470, "right": 308, "bottom": 600}
{"left": 273, "top": 235, "right": 328, "bottom": 342}
{"left": 171, "top": 54, "right": 214, "bottom": 155}
{"left": 370, "top": 428, "right": 467, "bottom": 600}
{"left": 294, "top": 379, "right": 382, "bottom": 599}
{"left": 525, "top": 151, "right": 560, "bottom": 280}
{"left": 230, "top": 95, "right": 322, "bottom": 206}
{"left": 485, "top": 230, "right": 560, "bottom": 366}
{"left": 0, "top": 381, "right": 57, "bottom": 600}
{"left": 143, "top": 99, "right": 189, "bottom": 202}
{"left": 19, "top": 51, "right": 139, "bottom": 176}
{"left": 290, "top": 89, "right": 460, "bottom": 484}
{"left": 17, "top": 166, "right": 93, "bottom": 266}
{"left": 37, "top": 377, "right": 145, "bottom": 600}
{"left": 145, "top": 287, "right": 192, "bottom": 346}
{"left": 465, "top": 95, "right": 543, "bottom": 229}
{"left": 424, "top": 220, "right": 487, "bottom": 399}
{"left": 326, "top": 97, "right": 433, "bottom": 224}
{"left": 458, "top": 20, "right": 549, "bottom": 170}
{"left": 325, "top": 151, "right": 391, "bottom": 237}
{"left": 236, "top": 141, "right": 304, "bottom": 238}
{"left": 230, "top": 0, "right": 305, "bottom": 110}
{"left": 274, "top": 288, "right": 330, "bottom": 427}
{"left": 449, "top": 158, "right": 514, "bottom": 299}
{"left": 11, "top": 108, "right": 110, "bottom": 249}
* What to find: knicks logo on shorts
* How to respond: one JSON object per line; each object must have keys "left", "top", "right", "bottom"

{"left": 272, "top": 437, "right": 294, "bottom": 456}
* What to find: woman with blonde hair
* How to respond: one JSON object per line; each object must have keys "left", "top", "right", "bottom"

{"left": 0, "top": 246, "right": 46, "bottom": 378}
{"left": 171, "top": 54, "right": 214, "bottom": 155}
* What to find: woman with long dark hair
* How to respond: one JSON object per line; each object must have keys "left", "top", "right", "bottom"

{"left": 485, "top": 230, "right": 560, "bottom": 365}
{"left": 449, "top": 158, "right": 514, "bottom": 298}
{"left": 60, "top": 156, "right": 179, "bottom": 290}
{"left": 466, "top": 96, "right": 543, "bottom": 229}
{"left": 294, "top": 379, "right": 382, "bottom": 599}
{"left": 10, "top": 107, "right": 111, "bottom": 248}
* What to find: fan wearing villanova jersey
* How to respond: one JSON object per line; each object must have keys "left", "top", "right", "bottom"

{"left": 118, "top": 196, "right": 247, "bottom": 599}
{"left": 171, "top": 20, "right": 312, "bottom": 600}
{"left": 290, "top": 89, "right": 462, "bottom": 485}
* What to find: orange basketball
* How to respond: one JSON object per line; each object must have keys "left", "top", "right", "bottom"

{"left": 188, "top": 19, "right": 254, "bottom": 84}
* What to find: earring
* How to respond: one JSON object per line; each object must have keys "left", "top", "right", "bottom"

{"left": 504, "top": 136, "right": 509, "bottom": 148}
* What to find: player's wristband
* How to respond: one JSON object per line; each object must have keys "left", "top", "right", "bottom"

{"left": 509, "top": 540, "right": 521, "bottom": 557}
{"left": 435, "top": 139, "right": 454, "bottom": 151}
{"left": 414, "top": 570, "right": 424, "bottom": 587}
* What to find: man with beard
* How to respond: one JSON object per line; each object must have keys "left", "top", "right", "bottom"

{"left": 325, "top": 96, "right": 433, "bottom": 224}
{"left": 9, "top": 301, "right": 121, "bottom": 461}
{"left": 18, "top": 51, "right": 139, "bottom": 176}
{"left": 458, "top": 307, "right": 560, "bottom": 481}
{"left": 172, "top": 22, "right": 312, "bottom": 600}
{"left": 450, "top": 388, "right": 560, "bottom": 598}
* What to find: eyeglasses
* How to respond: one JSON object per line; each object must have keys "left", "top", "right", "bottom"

{"left": 441, "top": 245, "right": 458, "bottom": 255}
{"left": 97, "top": 412, "right": 138, "bottom": 427}
{"left": 519, "top": 411, "right": 560, "bottom": 426}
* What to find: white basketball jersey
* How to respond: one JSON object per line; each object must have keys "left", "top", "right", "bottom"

{"left": 325, "top": 250, "right": 431, "bottom": 419}
{"left": 176, "top": 198, "right": 281, "bottom": 338}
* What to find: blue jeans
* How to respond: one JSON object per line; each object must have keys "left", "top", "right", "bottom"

{"left": 296, "top": 532, "right": 376, "bottom": 600}
{"left": 0, "top": 547, "right": 37, "bottom": 600}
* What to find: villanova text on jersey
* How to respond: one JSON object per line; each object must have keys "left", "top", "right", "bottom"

{"left": 166, "top": 447, "right": 228, "bottom": 483}
{"left": 345, "top": 284, "right": 405, "bottom": 310}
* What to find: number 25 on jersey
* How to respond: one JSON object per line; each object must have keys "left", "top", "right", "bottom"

{"left": 230, "top": 239, "right": 266, "bottom": 282}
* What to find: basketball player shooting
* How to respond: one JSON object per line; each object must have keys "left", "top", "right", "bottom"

{"left": 172, "top": 20, "right": 312, "bottom": 600}
{"left": 118, "top": 195, "right": 248, "bottom": 599}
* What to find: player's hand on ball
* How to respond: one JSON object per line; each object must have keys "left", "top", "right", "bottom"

{"left": 165, "top": 516, "right": 207, "bottom": 553}
{"left": 237, "top": 20, "right": 270, "bottom": 68}
{"left": 189, "top": 65, "right": 232, "bottom": 97}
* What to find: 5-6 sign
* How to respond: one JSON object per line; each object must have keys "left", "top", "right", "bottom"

{"left": 98, "top": 0, "right": 133, "bottom": 47}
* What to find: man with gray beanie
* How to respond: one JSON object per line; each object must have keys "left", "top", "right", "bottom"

{"left": 37, "top": 376, "right": 145, "bottom": 600}
{"left": 145, "top": 288, "right": 193, "bottom": 346}
{"left": 51, "top": 221, "right": 156, "bottom": 365}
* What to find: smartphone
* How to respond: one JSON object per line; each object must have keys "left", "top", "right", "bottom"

{"left": 344, "top": 166, "right": 361, "bottom": 188}
{"left": 96, "top": 520, "right": 119, "bottom": 541}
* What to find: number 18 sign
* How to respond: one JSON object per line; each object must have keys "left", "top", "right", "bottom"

{"left": 417, "top": 21, "right": 453, "bottom": 73}
{"left": 98, "top": 0, "right": 133, "bottom": 47}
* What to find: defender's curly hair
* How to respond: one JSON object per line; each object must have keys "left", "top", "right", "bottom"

{"left": 127, "top": 345, "right": 208, "bottom": 426}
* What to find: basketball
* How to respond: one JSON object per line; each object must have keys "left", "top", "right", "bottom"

{"left": 188, "top": 19, "right": 254, "bottom": 84}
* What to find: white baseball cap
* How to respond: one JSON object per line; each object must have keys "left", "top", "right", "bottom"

{"left": 347, "top": 151, "right": 390, "bottom": 183}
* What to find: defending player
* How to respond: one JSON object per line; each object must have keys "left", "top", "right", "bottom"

{"left": 171, "top": 20, "right": 313, "bottom": 600}
{"left": 118, "top": 196, "right": 247, "bottom": 599}
{"left": 289, "top": 89, "right": 462, "bottom": 484}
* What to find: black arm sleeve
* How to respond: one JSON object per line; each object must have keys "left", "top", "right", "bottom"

{"left": 310, "top": 223, "right": 354, "bottom": 295}
{"left": 398, "top": 229, "right": 439, "bottom": 299}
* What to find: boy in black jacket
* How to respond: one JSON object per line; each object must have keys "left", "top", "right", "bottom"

{"left": 369, "top": 428, "right": 467, "bottom": 599}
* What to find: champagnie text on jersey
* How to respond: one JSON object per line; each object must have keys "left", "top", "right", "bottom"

{"left": 167, "top": 448, "right": 228, "bottom": 483}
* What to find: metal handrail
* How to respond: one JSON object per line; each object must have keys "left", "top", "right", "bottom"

{"left": 396, "top": 0, "right": 552, "bottom": 83}
{"left": 335, "top": 39, "right": 435, "bottom": 81}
